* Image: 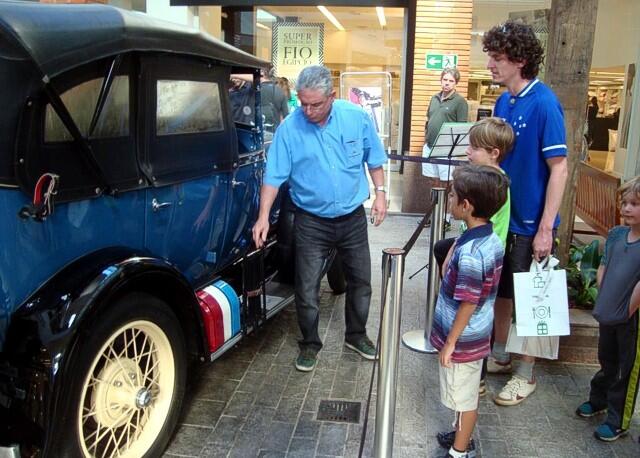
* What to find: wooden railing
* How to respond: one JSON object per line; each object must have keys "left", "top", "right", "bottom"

{"left": 575, "top": 161, "right": 621, "bottom": 236}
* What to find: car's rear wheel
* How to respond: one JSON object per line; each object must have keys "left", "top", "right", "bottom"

{"left": 60, "top": 293, "right": 186, "bottom": 458}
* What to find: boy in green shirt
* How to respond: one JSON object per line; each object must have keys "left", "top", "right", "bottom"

{"left": 463, "top": 117, "right": 513, "bottom": 246}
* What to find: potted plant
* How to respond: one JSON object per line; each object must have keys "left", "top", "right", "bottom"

{"left": 566, "top": 240, "right": 602, "bottom": 309}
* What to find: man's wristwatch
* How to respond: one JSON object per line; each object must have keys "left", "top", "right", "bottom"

{"left": 374, "top": 185, "right": 387, "bottom": 193}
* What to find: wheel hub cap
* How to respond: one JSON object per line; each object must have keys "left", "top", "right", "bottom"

{"left": 136, "top": 388, "right": 152, "bottom": 408}
{"left": 92, "top": 358, "right": 145, "bottom": 428}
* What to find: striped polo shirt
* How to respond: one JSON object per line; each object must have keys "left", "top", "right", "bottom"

{"left": 429, "top": 223, "right": 504, "bottom": 363}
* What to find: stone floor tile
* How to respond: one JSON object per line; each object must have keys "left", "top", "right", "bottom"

{"left": 479, "top": 439, "right": 509, "bottom": 457}
{"left": 192, "top": 377, "right": 239, "bottom": 402}
{"left": 294, "top": 411, "right": 322, "bottom": 439}
{"left": 259, "top": 421, "right": 295, "bottom": 452}
{"left": 287, "top": 437, "right": 318, "bottom": 456}
{"left": 228, "top": 431, "right": 264, "bottom": 457}
{"left": 237, "top": 370, "right": 267, "bottom": 394}
{"left": 331, "top": 380, "right": 356, "bottom": 399}
{"left": 199, "top": 444, "right": 231, "bottom": 458}
{"left": 165, "top": 425, "right": 211, "bottom": 457}
{"left": 207, "top": 415, "right": 243, "bottom": 446}
{"left": 242, "top": 405, "right": 276, "bottom": 435}
{"left": 275, "top": 397, "right": 304, "bottom": 422}
{"left": 222, "top": 391, "right": 256, "bottom": 418}
{"left": 316, "top": 423, "right": 348, "bottom": 456}
{"left": 254, "top": 383, "right": 286, "bottom": 408}
{"left": 181, "top": 398, "right": 226, "bottom": 427}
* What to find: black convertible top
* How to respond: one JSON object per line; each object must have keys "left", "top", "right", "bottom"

{"left": 0, "top": 0, "right": 267, "bottom": 77}
{"left": 0, "top": 0, "right": 266, "bottom": 186}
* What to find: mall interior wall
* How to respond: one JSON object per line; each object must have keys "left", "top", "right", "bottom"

{"left": 402, "top": 0, "right": 472, "bottom": 213}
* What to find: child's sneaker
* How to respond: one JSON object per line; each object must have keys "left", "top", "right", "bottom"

{"left": 494, "top": 375, "right": 536, "bottom": 406}
{"left": 594, "top": 422, "right": 627, "bottom": 442}
{"left": 478, "top": 379, "right": 487, "bottom": 396}
{"left": 435, "top": 431, "right": 476, "bottom": 457}
{"left": 575, "top": 401, "right": 606, "bottom": 418}
{"left": 486, "top": 356, "right": 512, "bottom": 374}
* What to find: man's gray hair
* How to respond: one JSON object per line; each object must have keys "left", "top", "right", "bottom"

{"left": 441, "top": 67, "right": 461, "bottom": 83}
{"left": 296, "top": 65, "right": 333, "bottom": 96}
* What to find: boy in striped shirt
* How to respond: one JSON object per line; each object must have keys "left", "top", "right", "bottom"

{"left": 430, "top": 164, "right": 509, "bottom": 458}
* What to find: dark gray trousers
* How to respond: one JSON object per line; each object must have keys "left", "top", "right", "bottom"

{"left": 589, "top": 312, "right": 640, "bottom": 430}
{"left": 294, "top": 206, "right": 372, "bottom": 351}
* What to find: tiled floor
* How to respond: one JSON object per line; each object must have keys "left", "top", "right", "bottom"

{"left": 165, "top": 215, "right": 639, "bottom": 457}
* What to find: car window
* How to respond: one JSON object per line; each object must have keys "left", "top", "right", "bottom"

{"left": 156, "top": 80, "right": 224, "bottom": 136}
{"left": 44, "top": 76, "right": 129, "bottom": 142}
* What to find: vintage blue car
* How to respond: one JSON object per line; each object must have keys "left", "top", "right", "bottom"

{"left": 0, "top": 2, "right": 343, "bottom": 457}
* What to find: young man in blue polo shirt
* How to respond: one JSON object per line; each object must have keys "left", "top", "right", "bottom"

{"left": 252, "top": 65, "right": 387, "bottom": 372}
{"left": 482, "top": 21, "right": 569, "bottom": 405}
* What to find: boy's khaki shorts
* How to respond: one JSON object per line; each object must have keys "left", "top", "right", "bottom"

{"left": 439, "top": 359, "right": 482, "bottom": 412}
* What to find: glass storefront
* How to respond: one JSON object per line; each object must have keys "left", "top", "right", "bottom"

{"left": 221, "top": 5, "right": 407, "bottom": 210}
{"left": 120, "top": 0, "right": 639, "bottom": 210}
{"left": 469, "top": 0, "right": 638, "bottom": 178}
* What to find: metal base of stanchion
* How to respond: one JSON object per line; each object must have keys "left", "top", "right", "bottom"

{"left": 401, "top": 330, "right": 437, "bottom": 353}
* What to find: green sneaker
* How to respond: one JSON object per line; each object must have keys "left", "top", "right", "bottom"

{"left": 295, "top": 348, "right": 318, "bottom": 372}
{"left": 345, "top": 336, "right": 377, "bottom": 360}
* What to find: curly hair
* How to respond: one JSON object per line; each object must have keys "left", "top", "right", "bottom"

{"left": 482, "top": 20, "right": 544, "bottom": 80}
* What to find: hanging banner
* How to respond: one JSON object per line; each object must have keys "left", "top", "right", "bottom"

{"left": 272, "top": 22, "right": 324, "bottom": 81}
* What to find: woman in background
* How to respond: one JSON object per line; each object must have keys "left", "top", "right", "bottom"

{"left": 277, "top": 76, "right": 299, "bottom": 114}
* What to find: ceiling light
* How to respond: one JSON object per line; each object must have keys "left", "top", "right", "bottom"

{"left": 318, "top": 6, "right": 345, "bottom": 31}
{"left": 256, "top": 22, "right": 270, "bottom": 31}
{"left": 376, "top": 7, "right": 386, "bottom": 28}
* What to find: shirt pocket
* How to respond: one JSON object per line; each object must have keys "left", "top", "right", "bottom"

{"left": 343, "top": 137, "right": 363, "bottom": 167}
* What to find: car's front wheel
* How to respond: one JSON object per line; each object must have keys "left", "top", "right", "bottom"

{"left": 59, "top": 293, "right": 187, "bottom": 458}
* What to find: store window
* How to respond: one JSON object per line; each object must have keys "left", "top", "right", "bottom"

{"left": 470, "top": 0, "right": 638, "bottom": 176}
{"left": 248, "top": 6, "right": 405, "bottom": 152}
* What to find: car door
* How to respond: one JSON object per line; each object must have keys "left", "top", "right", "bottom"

{"left": 140, "top": 54, "right": 238, "bottom": 285}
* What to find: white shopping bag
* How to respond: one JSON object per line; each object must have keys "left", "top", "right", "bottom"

{"left": 513, "top": 257, "right": 570, "bottom": 337}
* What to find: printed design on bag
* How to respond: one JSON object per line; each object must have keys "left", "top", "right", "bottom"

{"left": 533, "top": 304, "right": 551, "bottom": 335}
{"left": 532, "top": 305, "right": 550, "bottom": 319}
{"left": 532, "top": 272, "right": 545, "bottom": 289}
{"left": 536, "top": 321, "right": 549, "bottom": 335}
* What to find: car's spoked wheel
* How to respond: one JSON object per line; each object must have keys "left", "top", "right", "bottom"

{"left": 77, "top": 320, "right": 176, "bottom": 458}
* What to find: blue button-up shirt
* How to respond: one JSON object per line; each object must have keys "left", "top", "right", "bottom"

{"left": 264, "top": 99, "right": 387, "bottom": 218}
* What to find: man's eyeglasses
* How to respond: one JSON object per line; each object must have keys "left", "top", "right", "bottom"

{"left": 300, "top": 95, "right": 333, "bottom": 111}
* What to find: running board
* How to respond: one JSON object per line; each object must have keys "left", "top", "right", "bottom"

{"left": 208, "top": 281, "right": 295, "bottom": 362}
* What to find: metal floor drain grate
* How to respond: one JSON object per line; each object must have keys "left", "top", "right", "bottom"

{"left": 317, "top": 400, "right": 361, "bottom": 423}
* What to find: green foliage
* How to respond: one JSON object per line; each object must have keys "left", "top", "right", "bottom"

{"left": 566, "top": 240, "right": 602, "bottom": 309}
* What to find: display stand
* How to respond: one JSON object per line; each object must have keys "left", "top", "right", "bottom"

{"left": 401, "top": 122, "right": 472, "bottom": 354}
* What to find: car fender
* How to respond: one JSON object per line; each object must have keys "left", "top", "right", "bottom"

{"left": 2, "top": 247, "right": 207, "bottom": 452}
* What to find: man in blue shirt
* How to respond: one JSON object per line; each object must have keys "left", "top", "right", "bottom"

{"left": 252, "top": 65, "right": 388, "bottom": 372}
{"left": 482, "top": 21, "right": 569, "bottom": 407}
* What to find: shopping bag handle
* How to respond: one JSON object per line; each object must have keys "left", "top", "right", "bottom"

{"left": 529, "top": 256, "right": 559, "bottom": 301}
{"left": 529, "top": 255, "right": 559, "bottom": 273}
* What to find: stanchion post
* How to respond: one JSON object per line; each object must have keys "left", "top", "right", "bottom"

{"left": 401, "top": 187, "right": 447, "bottom": 353}
{"left": 373, "top": 248, "right": 405, "bottom": 458}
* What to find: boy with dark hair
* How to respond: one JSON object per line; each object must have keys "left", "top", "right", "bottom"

{"left": 482, "top": 20, "right": 568, "bottom": 405}
{"left": 430, "top": 164, "right": 509, "bottom": 458}
{"left": 576, "top": 176, "right": 640, "bottom": 441}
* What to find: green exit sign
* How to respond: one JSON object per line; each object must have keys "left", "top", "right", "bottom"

{"left": 425, "top": 53, "right": 458, "bottom": 70}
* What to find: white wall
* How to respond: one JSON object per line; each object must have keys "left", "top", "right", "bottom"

{"left": 592, "top": 0, "right": 640, "bottom": 68}
{"left": 470, "top": 0, "right": 640, "bottom": 71}
{"left": 145, "top": 0, "right": 196, "bottom": 28}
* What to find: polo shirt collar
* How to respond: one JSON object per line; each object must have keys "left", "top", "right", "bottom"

{"left": 456, "top": 222, "right": 494, "bottom": 246}
{"left": 517, "top": 79, "right": 539, "bottom": 98}
{"left": 438, "top": 90, "right": 457, "bottom": 102}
